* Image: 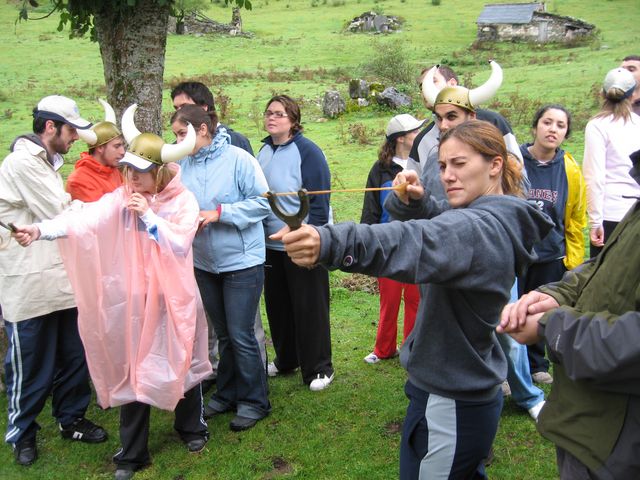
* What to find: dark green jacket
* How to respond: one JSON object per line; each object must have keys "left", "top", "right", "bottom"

{"left": 536, "top": 196, "right": 640, "bottom": 478}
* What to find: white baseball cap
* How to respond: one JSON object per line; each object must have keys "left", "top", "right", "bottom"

{"left": 385, "top": 114, "right": 426, "bottom": 140}
{"left": 33, "top": 95, "right": 91, "bottom": 129}
{"left": 603, "top": 68, "right": 636, "bottom": 97}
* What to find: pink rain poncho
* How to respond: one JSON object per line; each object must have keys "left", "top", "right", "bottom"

{"left": 56, "top": 163, "right": 211, "bottom": 411}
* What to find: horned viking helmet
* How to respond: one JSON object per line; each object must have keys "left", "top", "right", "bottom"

{"left": 422, "top": 61, "right": 503, "bottom": 113}
{"left": 77, "top": 99, "right": 122, "bottom": 148}
{"left": 119, "top": 104, "right": 195, "bottom": 172}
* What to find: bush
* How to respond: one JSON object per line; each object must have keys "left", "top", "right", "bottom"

{"left": 359, "top": 38, "right": 415, "bottom": 88}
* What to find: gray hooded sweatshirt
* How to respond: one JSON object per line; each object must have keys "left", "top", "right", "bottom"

{"left": 317, "top": 194, "right": 553, "bottom": 401}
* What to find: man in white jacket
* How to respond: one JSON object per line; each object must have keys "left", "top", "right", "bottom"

{"left": 0, "top": 95, "right": 107, "bottom": 467}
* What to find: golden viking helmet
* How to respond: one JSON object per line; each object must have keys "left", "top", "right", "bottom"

{"left": 119, "top": 104, "right": 195, "bottom": 172}
{"left": 77, "top": 99, "right": 122, "bottom": 148}
{"left": 422, "top": 61, "right": 503, "bottom": 113}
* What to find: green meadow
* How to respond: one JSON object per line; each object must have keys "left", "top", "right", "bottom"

{"left": 0, "top": 0, "right": 638, "bottom": 478}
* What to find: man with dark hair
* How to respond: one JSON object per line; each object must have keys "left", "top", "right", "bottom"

{"left": 171, "top": 81, "right": 254, "bottom": 154}
{"left": 621, "top": 55, "right": 640, "bottom": 115}
{"left": 0, "top": 95, "right": 107, "bottom": 467}
{"left": 408, "top": 64, "right": 522, "bottom": 176}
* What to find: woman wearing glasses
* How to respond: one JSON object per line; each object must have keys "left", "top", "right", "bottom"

{"left": 257, "top": 95, "right": 335, "bottom": 391}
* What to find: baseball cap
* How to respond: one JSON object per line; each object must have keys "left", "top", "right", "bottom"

{"left": 386, "top": 114, "right": 426, "bottom": 140}
{"left": 33, "top": 95, "right": 92, "bottom": 129}
{"left": 603, "top": 68, "right": 636, "bottom": 97}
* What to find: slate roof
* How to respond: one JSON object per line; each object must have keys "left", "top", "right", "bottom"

{"left": 477, "top": 3, "right": 544, "bottom": 24}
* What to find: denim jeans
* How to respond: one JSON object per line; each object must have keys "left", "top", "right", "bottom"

{"left": 194, "top": 265, "right": 270, "bottom": 420}
{"left": 497, "top": 280, "right": 544, "bottom": 410}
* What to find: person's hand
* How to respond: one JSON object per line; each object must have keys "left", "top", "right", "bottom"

{"left": 505, "top": 312, "right": 545, "bottom": 345}
{"left": 127, "top": 193, "right": 149, "bottom": 216}
{"left": 197, "top": 209, "right": 220, "bottom": 233}
{"left": 590, "top": 225, "right": 604, "bottom": 247}
{"left": 12, "top": 225, "right": 40, "bottom": 247}
{"left": 270, "top": 224, "right": 321, "bottom": 267}
{"left": 497, "top": 291, "right": 559, "bottom": 334}
{"left": 393, "top": 170, "right": 424, "bottom": 205}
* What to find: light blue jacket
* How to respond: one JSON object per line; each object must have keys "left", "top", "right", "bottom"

{"left": 180, "top": 130, "right": 270, "bottom": 273}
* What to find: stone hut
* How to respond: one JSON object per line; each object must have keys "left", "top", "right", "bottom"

{"left": 476, "top": 2, "right": 595, "bottom": 43}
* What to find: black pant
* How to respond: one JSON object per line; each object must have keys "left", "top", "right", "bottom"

{"left": 113, "top": 384, "right": 207, "bottom": 470}
{"left": 264, "top": 249, "right": 333, "bottom": 384}
{"left": 519, "top": 259, "right": 566, "bottom": 374}
{"left": 589, "top": 220, "right": 619, "bottom": 258}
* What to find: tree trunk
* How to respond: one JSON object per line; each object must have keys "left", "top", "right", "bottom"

{"left": 94, "top": 0, "right": 170, "bottom": 134}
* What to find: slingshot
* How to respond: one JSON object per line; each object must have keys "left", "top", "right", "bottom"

{"left": 264, "top": 182, "right": 410, "bottom": 230}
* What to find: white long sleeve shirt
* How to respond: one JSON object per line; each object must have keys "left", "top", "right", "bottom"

{"left": 582, "top": 113, "right": 640, "bottom": 227}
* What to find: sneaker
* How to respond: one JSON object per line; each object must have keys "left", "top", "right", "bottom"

{"left": 501, "top": 380, "right": 511, "bottom": 397}
{"left": 114, "top": 468, "right": 135, "bottom": 480}
{"left": 60, "top": 417, "right": 108, "bottom": 443}
{"left": 528, "top": 400, "right": 545, "bottom": 421}
{"left": 364, "top": 352, "right": 380, "bottom": 364}
{"left": 185, "top": 437, "right": 207, "bottom": 453}
{"left": 229, "top": 415, "right": 259, "bottom": 432}
{"left": 532, "top": 371, "right": 553, "bottom": 384}
{"left": 309, "top": 373, "right": 334, "bottom": 391}
{"left": 267, "top": 362, "right": 279, "bottom": 377}
{"left": 13, "top": 437, "right": 37, "bottom": 466}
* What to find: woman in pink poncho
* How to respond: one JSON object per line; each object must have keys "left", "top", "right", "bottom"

{"left": 14, "top": 105, "right": 212, "bottom": 480}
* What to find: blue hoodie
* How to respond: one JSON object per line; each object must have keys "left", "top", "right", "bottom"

{"left": 180, "top": 129, "right": 270, "bottom": 273}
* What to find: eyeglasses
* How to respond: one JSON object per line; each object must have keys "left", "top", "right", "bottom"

{"left": 264, "top": 110, "right": 288, "bottom": 118}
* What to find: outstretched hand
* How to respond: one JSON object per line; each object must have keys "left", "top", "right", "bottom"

{"left": 393, "top": 170, "right": 424, "bottom": 205}
{"left": 12, "top": 225, "right": 40, "bottom": 247}
{"left": 270, "top": 224, "right": 321, "bottom": 267}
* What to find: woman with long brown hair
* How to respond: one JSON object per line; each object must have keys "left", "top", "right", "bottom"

{"left": 273, "top": 120, "right": 553, "bottom": 480}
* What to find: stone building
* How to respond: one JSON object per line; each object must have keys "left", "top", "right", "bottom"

{"left": 476, "top": 2, "right": 595, "bottom": 43}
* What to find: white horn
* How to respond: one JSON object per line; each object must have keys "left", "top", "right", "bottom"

{"left": 468, "top": 60, "right": 503, "bottom": 108}
{"left": 160, "top": 122, "right": 196, "bottom": 163}
{"left": 121, "top": 104, "right": 142, "bottom": 145}
{"left": 77, "top": 127, "right": 98, "bottom": 145}
{"left": 98, "top": 98, "right": 117, "bottom": 124}
{"left": 421, "top": 65, "right": 441, "bottom": 108}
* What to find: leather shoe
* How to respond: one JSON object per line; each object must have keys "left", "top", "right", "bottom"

{"left": 185, "top": 437, "right": 207, "bottom": 453}
{"left": 114, "top": 468, "right": 135, "bottom": 480}
{"left": 229, "top": 415, "right": 258, "bottom": 432}
{"left": 14, "top": 438, "right": 37, "bottom": 466}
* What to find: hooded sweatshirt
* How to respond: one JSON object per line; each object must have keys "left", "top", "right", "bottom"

{"left": 66, "top": 152, "right": 122, "bottom": 202}
{"left": 316, "top": 194, "right": 553, "bottom": 401}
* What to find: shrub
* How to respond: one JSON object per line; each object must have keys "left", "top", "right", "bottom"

{"left": 359, "top": 38, "right": 415, "bottom": 88}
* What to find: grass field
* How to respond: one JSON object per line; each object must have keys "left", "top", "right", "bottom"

{"left": 0, "top": 0, "right": 638, "bottom": 478}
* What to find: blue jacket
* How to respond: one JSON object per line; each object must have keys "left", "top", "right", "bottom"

{"left": 258, "top": 131, "right": 331, "bottom": 251}
{"left": 180, "top": 130, "right": 270, "bottom": 273}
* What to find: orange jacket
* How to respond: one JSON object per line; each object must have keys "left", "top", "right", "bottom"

{"left": 66, "top": 152, "right": 122, "bottom": 202}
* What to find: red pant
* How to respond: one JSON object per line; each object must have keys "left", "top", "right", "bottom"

{"left": 373, "top": 277, "right": 420, "bottom": 358}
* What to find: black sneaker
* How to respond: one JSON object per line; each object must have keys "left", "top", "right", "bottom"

{"left": 14, "top": 437, "right": 37, "bottom": 466}
{"left": 185, "top": 437, "right": 207, "bottom": 453}
{"left": 60, "top": 417, "right": 108, "bottom": 443}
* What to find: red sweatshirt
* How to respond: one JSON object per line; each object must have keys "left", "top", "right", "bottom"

{"left": 66, "top": 152, "right": 122, "bottom": 202}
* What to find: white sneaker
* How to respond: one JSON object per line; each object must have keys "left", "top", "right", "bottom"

{"left": 309, "top": 373, "right": 334, "bottom": 391}
{"left": 501, "top": 380, "right": 511, "bottom": 397}
{"left": 364, "top": 352, "right": 380, "bottom": 364}
{"left": 532, "top": 371, "right": 553, "bottom": 384}
{"left": 528, "top": 400, "right": 545, "bottom": 421}
{"left": 267, "top": 362, "right": 279, "bottom": 377}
